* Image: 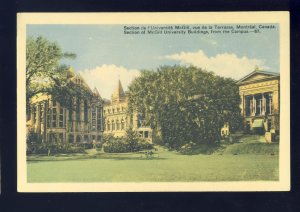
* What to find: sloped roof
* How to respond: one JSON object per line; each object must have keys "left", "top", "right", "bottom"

{"left": 69, "top": 72, "right": 100, "bottom": 97}
{"left": 111, "top": 80, "right": 126, "bottom": 102}
{"left": 236, "top": 70, "right": 280, "bottom": 85}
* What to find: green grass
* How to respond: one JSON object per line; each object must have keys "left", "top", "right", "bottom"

{"left": 27, "top": 143, "right": 279, "bottom": 182}
{"left": 218, "top": 135, "right": 279, "bottom": 155}
{"left": 221, "top": 142, "right": 278, "bottom": 155}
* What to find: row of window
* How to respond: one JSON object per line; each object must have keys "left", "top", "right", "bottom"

{"left": 48, "top": 133, "right": 102, "bottom": 143}
{"left": 32, "top": 106, "right": 66, "bottom": 128}
{"left": 104, "top": 106, "right": 125, "bottom": 114}
{"left": 106, "top": 121, "right": 126, "bottom": 131}
{"left": 68, "top": 134, "right": 102, "bottom": 143}
{"left": 91, "top": 106, "right": 102, "bottom": 131}
{"left": 46, "top": 108, "right": 66, "bottom": 128}
{"left": 245, "top": 93, "right": 273, "bottom": 116}
{"left": 33, "top": 105, "right": 103, "bottom": 129}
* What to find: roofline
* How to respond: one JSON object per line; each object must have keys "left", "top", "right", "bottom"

{"left": 235, "top": 70, "right": 280, "bottom": 85}
{"left": 76, "top": 73, "right": 94, "bottom": 94}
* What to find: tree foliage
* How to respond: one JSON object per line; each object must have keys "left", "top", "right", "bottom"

{"left": 26, "top": 36, "right": 76, "bottom": 103}
{"left": 128, "top": 65, "right": 243, "bottom": 150}
{"left": 26, "top": 36, "right": 96, "bottom": 112}
{"left": 102, "top": 128, "right": 153, "bottom": 153}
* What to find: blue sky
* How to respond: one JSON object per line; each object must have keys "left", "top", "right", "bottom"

{"left": 27, "top": 24, "right": 279, "bottom": 99}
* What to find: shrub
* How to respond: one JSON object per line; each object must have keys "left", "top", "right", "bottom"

{"left": 274, "top": 134, "right": 280, "bottom": 143}
{"left": 102, "top": 128, "right": 154, "bottom": 153}
{"left": 103, "top": 138, "right": 128, "bottom": 153}
{"left": 136, "top": 139, "right": 153, "bottom": 150}
{"left": 27, "top": 142, "right": 85, "bottom": 155}
{"left": 27, "top": 131, "right": 42, "bottom": 143}
{"left": 77, "top": 142, "right": 93, "bottom": 149}
{"left": 103, "top": 133, "right": 115, "bottom": 142}
{"left": 103, "top": 137, "right": 153, "bottom": 153}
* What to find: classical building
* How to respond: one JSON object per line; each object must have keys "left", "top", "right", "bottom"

{"left": 27, "top": 70, "right": 104, "bottom": 143}
{"left": 103, "top": 80, "right": 153, "bottom": 142}
{"left": 236, "top": 69, "right": 280, "bottom": 134}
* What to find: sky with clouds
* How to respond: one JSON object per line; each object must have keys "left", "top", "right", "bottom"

{"left": 27, "top": 24, "right": 279, "bottom": 99}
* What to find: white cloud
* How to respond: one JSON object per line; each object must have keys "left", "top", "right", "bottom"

{"left": 164, "top": 50, "right": 269, "bottom": 79}
{"left": 79, "top": 64, "right": 140, "bottom": 99}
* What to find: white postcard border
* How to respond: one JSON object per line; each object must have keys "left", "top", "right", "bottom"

{"left": 17, "top": 12, "right": 290, "bottom": 192}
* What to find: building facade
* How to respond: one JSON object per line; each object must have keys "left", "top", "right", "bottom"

{"left": 103, "top": 80, "right": 138, "bottom": 137}
{"left": 236, "top": 70, "right": 280, "bottom": 134}
{"left": 103, "top": 80, "right": 153, "bottom": 142}
{"left": 27, "top": 72, "right": 104, "bottom": 143}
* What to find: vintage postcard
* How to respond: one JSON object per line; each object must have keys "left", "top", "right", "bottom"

{"left": 17, "top": 12, "right": 290, "bottom": 192}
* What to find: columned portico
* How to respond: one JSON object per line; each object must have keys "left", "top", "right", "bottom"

{"left": 236, "top": 70, "right": 280, "bottom": 134}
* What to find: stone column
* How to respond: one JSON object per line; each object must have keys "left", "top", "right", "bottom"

{"left": 30, "top": 104, "right": 35, "bottom": 125}
{"left": 80, "top": 99, "right": 84, "bottom": 131}
{"left": 251, "top": 95, "right": 256, "bottom": 116}
{"left": 239, "top": 92, "right": 244, "bottom": 116}
{"left": 272, "top": 89, "right": 280, "bottom": 131}
{"left": 72, "top": 109, "right": 76, "bottom": 132}
{"left": 87, "top": 101, "right": 91, "bottom": 132}
{"left": 43, "top": 101, "right": 47, "bottom": 142}
{"left": 73, "top": 99, "right": 77, "bottom": 132}
{"left": 262, "top": 93, "right": 266, "bottom": 116}
{"left": 98, "top": 105, "right": 104, "bottom": 132}
{"left": 66, "top": 109, "right": 69, "bottom": 131}
{"left": 88, "top": 102, "right": 91, "bottom": 132}
{"left": 36, "top": 104, "right": 41, "bottom": 133}
{"left": 57, "top": 101, "right": 60, "bottom": 125}
{"left": 273, "top": 90, "right": 279, "bottom": 114}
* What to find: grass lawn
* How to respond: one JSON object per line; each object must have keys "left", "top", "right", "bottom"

{"left": 27, "top": 143, "right": 279, "bottom": 182}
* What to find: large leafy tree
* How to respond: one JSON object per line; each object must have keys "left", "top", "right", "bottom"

{"left": 26, "top": 36, "right": 95, "bottom": 113}
{"left": 128, "top": 65, "right": 242, "bottom": 150}
{"left": 26, "top": 36, "right": 76, "bottom": 102}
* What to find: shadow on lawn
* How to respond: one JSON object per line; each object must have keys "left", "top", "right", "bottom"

{"left": 27, "top": 153, "right": 167, "bottom": 162}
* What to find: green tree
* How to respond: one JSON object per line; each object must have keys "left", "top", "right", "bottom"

{"left": 128, "top": 65, "right": 242, "bottom": 150}
{"left": 26, "top": 36, "right": 96, "bottom": 114}
{"left": 125, "top": 127, "right": 140, "bottom": 152}
{"left": 26, "top": 36, "right": 76, "bottom": 102}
